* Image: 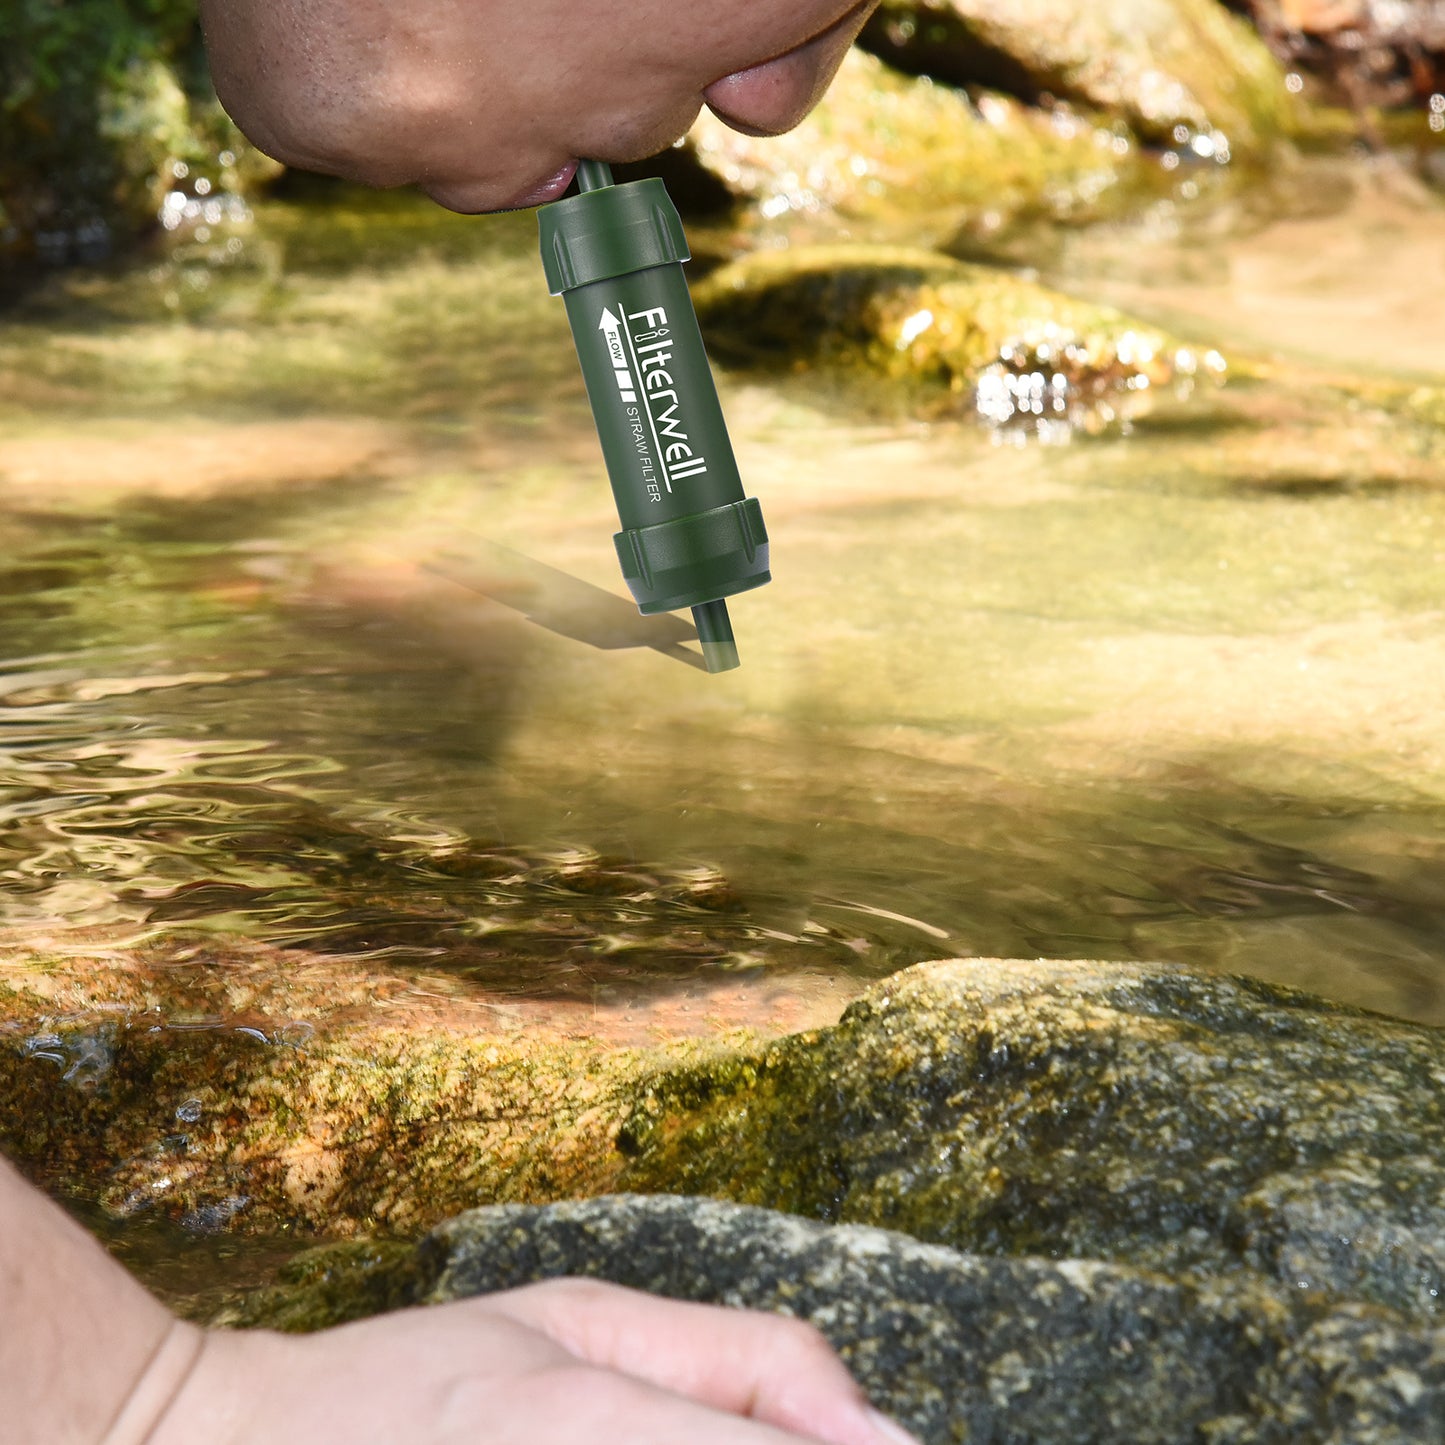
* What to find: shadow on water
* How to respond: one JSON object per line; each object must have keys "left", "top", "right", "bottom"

{"left": 0, "top": 431, "right": 1444, "bottom": 1021}
{"left": 425, "top": 540, "right": 710, "bottom": 671}
{"left": 7, "top": 580, "right": 1445, "bottom": 1021}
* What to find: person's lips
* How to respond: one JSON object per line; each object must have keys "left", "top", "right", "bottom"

{"left": 499, "top": 160, "right": 580, "bottom": 209}
{"left": 424, "top": 160, "right": 579, "bottom": 215}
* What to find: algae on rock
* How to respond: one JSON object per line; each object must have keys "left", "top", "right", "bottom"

{"left": 615, "top": 959, "right": 1445, "bottom": 1321}
{"left": 0, "top": 938, "right": 723, "bottom": 1239}
{"left": 693, "top": 244, "right": 1218, "bottom": 429}
{"left": 859, "top": 0, "right": 1300, "bottom": 154}
{"left": 0, "top": 994, "right": 632, "bottom": 1236}
{"left": 683, "top": 48, "right": 1168, "bottom": 249}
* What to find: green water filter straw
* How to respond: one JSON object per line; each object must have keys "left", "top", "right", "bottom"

{"left": 538, "top": 160, "right": 770, "bottom": 673}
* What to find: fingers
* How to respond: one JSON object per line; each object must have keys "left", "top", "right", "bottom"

{"left": 482, "top": 1279, "right": 920, "bottom": 1445}
{"left": 493, "top": 1359, "right": 916, "bottom": 1445}
{"left": 149, "top": 1291, "right": 922, "bottom": 1445}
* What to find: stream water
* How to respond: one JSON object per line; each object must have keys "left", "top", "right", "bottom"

{"left": 3, "top": 163, "right": 1445, "bottom": 1017}
{"left": 1, "top": 154, "right": 1444, "bottom": 1297}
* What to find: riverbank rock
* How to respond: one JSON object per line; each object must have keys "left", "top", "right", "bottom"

{"left": 207, "top": 957, "right": 1445, "bottom": 1440}
{"left": 859, "top": 0, "right": 1300, "bottom": 153}
{"left": 681, "top": 48, "right": 1169, "bottom": 250}
{"left": 0, "top": 931, "right": 826, "bottom": 1239}
{"left": 10, "top": 952, "right": 1445, "bottom": 1336}
{"left": 693, "top": 245, "right": 1222, "bottom": 430}
{"left": 238, "top": 1193, "right": 1445, "bottom": 1444}
{"left": 0, "top": 970, "right": 631, "bottom": 1236}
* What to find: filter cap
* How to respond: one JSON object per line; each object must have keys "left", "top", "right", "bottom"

{"left": 614, "top": 497, "right": 770, "bottom": 614}
{"left": 539, "top": 179, "right": 690, "bottom": 295}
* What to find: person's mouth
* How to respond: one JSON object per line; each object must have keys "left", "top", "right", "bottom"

{"left": 496, "top": 160, "right": 580, "bottom": 210}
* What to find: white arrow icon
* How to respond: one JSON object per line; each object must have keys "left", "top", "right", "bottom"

{"left": 599, "top": 307, "right": 636, "bottom": 401}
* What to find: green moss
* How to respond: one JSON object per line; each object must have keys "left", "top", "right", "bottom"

{"left": 686, "top": 50, "right": 1175, "bottom": 252}
{"left": 210, "top": 1239, "right": 419, "bottom": 1331}
{"left": 694, "top": 244, "right": 1209, "bottom": 423}
{"left": 0, "top": 0, "right": 274, "bottom": 265}
{"left": 612, "top": 960, "right": 1445, "bottom": 1319}
{"left": 0, "top": 1013, "right": 643, "bottom": 1235}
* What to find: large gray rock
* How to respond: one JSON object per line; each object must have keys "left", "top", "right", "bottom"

{"left": 219, "top": 960, "right": 1445, "bottom": 1441}
{"left": 284, "top": 1193, "right": 1445, "bottom": 1444}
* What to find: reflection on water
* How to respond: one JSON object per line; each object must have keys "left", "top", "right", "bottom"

{"left": 7, "top": 601, "right": 1445, "bottom": 1024}
{"left": 64, "top": 1195, "right": 301, "bottom": 1322}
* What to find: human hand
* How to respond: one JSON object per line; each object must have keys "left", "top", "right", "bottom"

{"left": 198, "top": 0, "right": 878, "bottom": 212}
{"left": 136, "top": 1278, "right": 919, "bottom": 1445}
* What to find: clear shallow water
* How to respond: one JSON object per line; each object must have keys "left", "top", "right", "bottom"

{"left": 1, "top": 165, "right": 1444, "bottom": 1046}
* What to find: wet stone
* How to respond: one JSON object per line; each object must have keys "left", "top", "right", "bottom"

{"left": 679, "top": 48, "right": 1173, "bottom": 249}
{"left": 859, "top": 0, "right": 1299, "bottom": 154}
{"left": 693, "top": 244, "right": 1220, "bottom": 431}
{"left": 243, "top": 1193, "right": 1445, "bottom": 1445}
{"left": 615, "top": 960, "right": 1445, "bottom": 1321}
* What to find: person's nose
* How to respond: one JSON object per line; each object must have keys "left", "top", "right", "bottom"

{"left": 701, "top": 2, "right": 877, "bottom": 138}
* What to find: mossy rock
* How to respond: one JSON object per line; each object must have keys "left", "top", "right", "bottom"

{"left": 0, "top": 998, "right": 638, "bottom": 1236}
{"left": 14, "top": 954, "right": 1445, "bottom": 1331}
{"left": 0, "top": 939, "right": 760, "bottom": 1239}
{"left": 682, "top": 49, "right": 1173, "bottom": 250}
{"left": 221, "top": 955, "right": 1445, "bottom": 1441}
{"left": 860, "top": 0, "right": 1301, "bottom": 153}
{"left": 694, "top": 244, "right": 1218, "bottom": 427}
{"left": 615, "top": 959, "right": 1445, "bottom": 1320}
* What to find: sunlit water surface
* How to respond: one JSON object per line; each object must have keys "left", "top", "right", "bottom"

{"left": 2, "top": 159, "right": 1444, "bottom": 1297}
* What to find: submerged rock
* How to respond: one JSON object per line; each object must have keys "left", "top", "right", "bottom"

{"left": 0, "top": 935, "right": 760, "bottom": 1238}
{"left": 693, "top": 244, "right": 1221, "bottom": 431}
{"left": 859, "top": 0, "right": 1299, "bottom": 154}
{"left": 0, "top": 920, "right": 853, "bottom": 1238}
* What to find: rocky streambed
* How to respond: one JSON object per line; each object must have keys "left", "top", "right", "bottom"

{"left": 8, "top": 954, "right": 1445, "bottom": 1440}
